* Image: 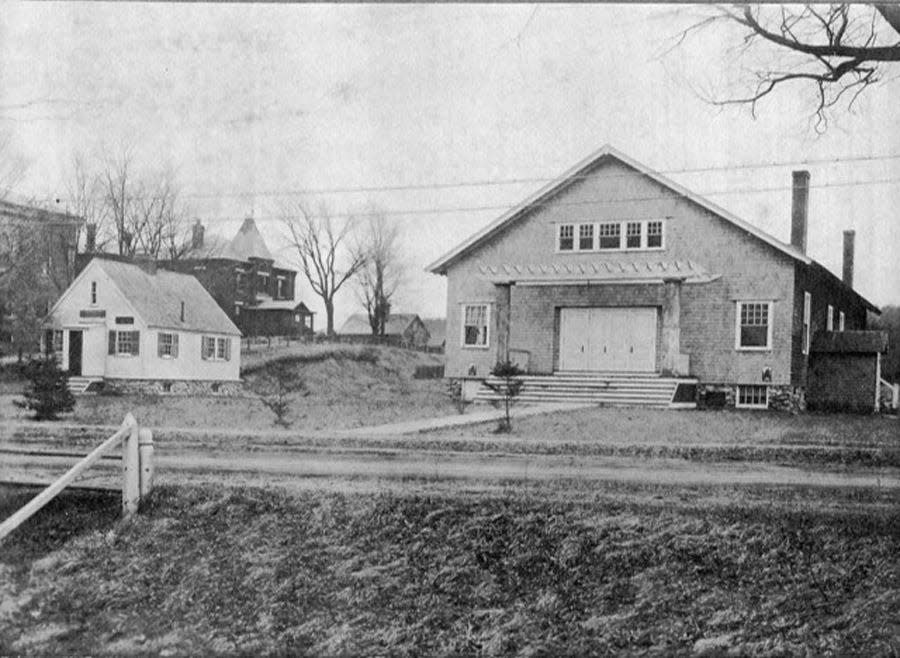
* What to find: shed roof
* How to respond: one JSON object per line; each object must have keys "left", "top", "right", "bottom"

{"left": 91, "top": 258, "right": 241, "bottom": 335}
{"left": 340, "top": 313, "right": 422, "bottom": 336}
{"left": 0, "top": 199, "right": 83, "bottom": 225}
{"left": 810, "top": 330, "right": 888, "bottom": 354}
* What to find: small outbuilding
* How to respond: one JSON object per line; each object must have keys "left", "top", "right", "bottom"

{"left": 339, "top": 313, "right": 430, "bottom": 349}
{"left": 807, "top": 331, "right": 889, "bottom": 413}
{"left": 43, "top": 257, "right": 242, "bottom": 394}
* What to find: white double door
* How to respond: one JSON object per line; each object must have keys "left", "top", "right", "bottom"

{"left": 559, "top": 307, "right": 657, "bottom": 372}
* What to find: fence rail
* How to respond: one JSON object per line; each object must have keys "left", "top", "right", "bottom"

{"left": 0, "top": 413, "right": 154, "bottom": 542}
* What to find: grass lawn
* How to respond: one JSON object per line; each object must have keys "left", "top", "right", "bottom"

{"left": 0, "top": 345, "right": 452, "bottom": 431}
{"left": 2, "top": 482, "right": 898, "bottom": 656}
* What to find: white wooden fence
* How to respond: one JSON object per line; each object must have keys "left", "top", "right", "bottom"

{"left": 0, "top": 413, "right": 154, "bottom": 542}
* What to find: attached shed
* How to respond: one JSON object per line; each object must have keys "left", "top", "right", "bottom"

{"left": 807, "top": 331, "right": 889, "bottom": 413}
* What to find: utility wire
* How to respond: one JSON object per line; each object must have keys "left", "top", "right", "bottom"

{"left": 160, "top": 175, "right": 900, "bottom": 224}
{"left": 46, "top": 151, "right": 900, "bottom": 204}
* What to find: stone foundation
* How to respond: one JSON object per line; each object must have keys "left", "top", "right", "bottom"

{"left": 102, "top": 378, "right": 244, "bottom": 397}
{"left": 697, "top": 383, "right": 805, "bottom": 413}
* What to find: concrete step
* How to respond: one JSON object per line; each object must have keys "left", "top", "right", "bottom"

{"left": 66, "top": 377, "right": 102, "bottom": 395}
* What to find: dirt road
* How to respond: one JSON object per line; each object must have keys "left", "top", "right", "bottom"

{"left": 4, "top": 444, "right": 900, "bottom": 491}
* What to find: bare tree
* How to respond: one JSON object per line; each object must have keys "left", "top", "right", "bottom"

{"left": 354, "top": 211, "right": 405, "bottom": 336}
{"left": 282, "top": 203, "right": 366, "bottom": 336}
{"left": 672, "top": 4, "right": 900, "bottom": 130}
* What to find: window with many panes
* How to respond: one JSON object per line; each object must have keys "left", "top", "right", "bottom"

{"left": 558, "top": 224, "right": 574, "bottom": 251}
{"left": 558, "top": 220, "right": 665, "bottom": 252}
{"left": 736, "top": 385, "right": 768, "bottom": 409}
{"left": 462, "top": 304, "right": 489, "bottom": 347}
{"left": 109, "top": 330, "right": 140, "bottom": 357}
{"left": 158, "top": 332, "right": 179, "bottom": 358}
{"left": 626, "top": 222, "right": 642, "bottom": 248}
{"left": 90, "top": 281, "right": 97, "bottom": 305}
{"left": 578, "top": 224, "right": 594, "bottom": 250}
{"left": 598, "top": 223, "right": 621, "bottom": 249}
{"left": 647, "top": 221, "right": 663, "bottom": 248}
{"left": 736, "top": 301, "right": 772, "bottom": 350}
{"left": 201, "top": 336, "right": 231, "bottom": 361}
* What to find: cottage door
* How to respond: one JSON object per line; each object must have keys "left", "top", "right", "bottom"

{"left": 68, "top": 330, "right": 83, "bottom": 376}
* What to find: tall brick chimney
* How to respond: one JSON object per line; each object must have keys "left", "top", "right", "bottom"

{"left": 192, "top": 220, "right": 204, "bottom": 250}
{"left": 85, "top": 223, "right": 96, "bottom": 253}
{"left": 791, "top": 170, "right": 810, "bottom": 253}
{"left": 842, "top": 230, "right": 855, "bottom": 288}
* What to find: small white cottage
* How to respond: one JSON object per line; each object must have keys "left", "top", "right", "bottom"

{"left": 43, "top": 257, "right": 242, "bottom": 394}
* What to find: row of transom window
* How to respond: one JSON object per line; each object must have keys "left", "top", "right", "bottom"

{"left": 558, "top": 220, "right": 664, "bottom": 252}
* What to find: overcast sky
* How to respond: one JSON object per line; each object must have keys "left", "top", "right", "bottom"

{"left": 2, "top": 3, "right": 898, "bottom": 326}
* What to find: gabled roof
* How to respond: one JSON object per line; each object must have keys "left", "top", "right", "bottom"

{"left": 75, "top": 258, "right": 240, "bottom": 335}
{"left": 252, "top": 296, "right": 314, "bottom": 313}
{"left": 427, "top": 144, "right": 810, "bottom": 274}
{"left": 422, "top": 318, "right": 446, "bottom": 347}
{"left": 340, "top": 312, "right": 423, "bottom": 336}
{"left": 811, "top": 330, "right": 888, "bottom": 354}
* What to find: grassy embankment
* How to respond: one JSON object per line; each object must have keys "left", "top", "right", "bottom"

{"left": 2, "top": 482, "right": 899, "bottom": 656}
{"left": 0, "top": 344, "right": 451, "bottom": 431}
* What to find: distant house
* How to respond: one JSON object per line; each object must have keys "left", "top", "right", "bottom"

{"left": 158, "top": 218, "right": 315, "bottom": 338}
{"left": 339, "top": 313, "right": 430, "bottom": 349}
{"left": 422, "top": 318, "right": 446, "bottom": 353}
{"left": 428, "top": 145, "right": 881, "bottom": 411}
{"left": 43, "top": 257, "right": 241, "bottom": 394}
{"left": 0, "top": 200, "right": 82, "bottom": 354}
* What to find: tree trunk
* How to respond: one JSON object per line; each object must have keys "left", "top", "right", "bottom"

{"left": 325, "top": 298, "right": 335, "bottom": 336}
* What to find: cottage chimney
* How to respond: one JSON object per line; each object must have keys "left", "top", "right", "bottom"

{"left": 85, "top": 223, "right": 96, "bottom": 252}
{"left": 791, "top": 170, "right": 810, "bottom": 253}
{"left": 192, "top": 220, "right": 204, "bottom": 250}
{"left": 842, "top": 230, "right": 855, "bottom": 288}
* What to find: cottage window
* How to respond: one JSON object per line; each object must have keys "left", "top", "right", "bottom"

{"left": 839, "top": 311, "right": 845, "bottom": 331}
{"left": 598, "top": 222, "right": 621, "bottom": 250}
{"left": 202, "top": 336, "right": 231, "bottom": 361}
{"left": 90, "top": 281, "right": 97, "bottom": 305}
{"left": 625, "top": 222, "right": 642, "bottom": 249}
{"left": 578, "top": 224, "right": 594, "bottom": 250}
{"left": 109, "top": 330, "right": 140, "bottom": 357}
{"left": 462, "top": 304, "right": 489, "bottom": 348}
{"left": 736, "top": 385, "right": 768, "bottom": 409}
{"left": 258, "top": 273, "right": 269, "bottom": 292}
{"left": 736, "top": 301, "right": 772, "bottom": 350}
{"left": 826, "top": 305, "right": 834, "bottom": 331}
{"left": 236, "top": 271, "right": 245, "bottom": 291}
{"left": 276, "top": 277, "right": 286, "bottom": 299}
{"left": 802, "top": 292, "right": 812, "bottom": 355}
{"left": 558, "top": 224, "right": 574, "bottom": 251}
{"left": 158, "top": 332, "right": 179, "bottom": 358}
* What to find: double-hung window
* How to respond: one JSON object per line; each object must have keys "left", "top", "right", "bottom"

{"left": 598, "top": 222, "right": 621, "bottom": 250}
{"left": 647, "top": 221, "right": 664, "bottom": 248}
{"left": 558, "top": 224, "right": 574, "bottom": 251}
{"left": 625, "top": 222, "right": 642, "bottom": 249}
{"left": 462, "top": 304, "right": 489, "bottom": 348}
{"left": 202, "top": 336, "right": 231, "bottom": 361}
{"left": 736, "top": 301, "right": 772, "bottom": 350}
{"left": 826, "top": 305, "right": 834, "bottom": 331}
{"left": 90, "top": 281, "right": 98, "bottom": 305}
{"left": 109, "top": 330, "right": 140, "bottom": 357}
{"left": 578, "top": 224, "right": 594, "bottom": 250}
{"left": 158, "top": 332, "right": 179, "bottom": 358}
{"left": 839, "top": 311, "right": 845, "bottom": 331}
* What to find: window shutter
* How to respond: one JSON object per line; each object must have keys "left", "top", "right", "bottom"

{"left": 225, "top": 338, "right": 231, "bottom": 361}
{"left": 157, "top": 333, "right": 164, "bottom": 358}
{"left": 172, "top": 333, "right": 179, "bottom": 358}
{"left": 109, "top": 331, "right": 116, "bottom": 355}
{"left": 201, "top": 336, "right": 208, "bottom": 360}
{"left": 131, "top": 331, "right": 140, "bottom": 356}
{"left": 45, "top": 330, "right": 53, "bottom": 355}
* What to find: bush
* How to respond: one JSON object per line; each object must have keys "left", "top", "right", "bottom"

{"left": 14, "top": 356, "right": 76, "bottom": 420}
{"left": 251, "top": 361, "right": 307, "bottom": 428}
{"left": 486, "top": 360, "right": 524, "bottom": 433}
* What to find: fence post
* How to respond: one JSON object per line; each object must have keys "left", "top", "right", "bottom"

{"left": 122, "top": 414, "right": 140, "bottom": 517}
{"left": 138, "top": 427, "right": 154, "bottom": 499}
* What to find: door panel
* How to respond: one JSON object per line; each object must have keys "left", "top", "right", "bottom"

{"left": 559, "top": 308, "right": 591, "bottom": 371}
{"left": 68, "top": 330, "right": 83, "bottom": 376}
